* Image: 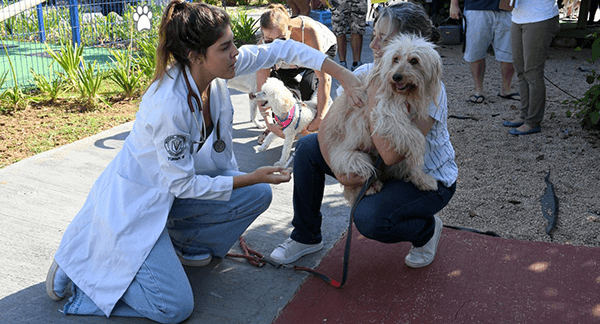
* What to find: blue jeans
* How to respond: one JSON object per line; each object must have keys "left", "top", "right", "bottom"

{"left": 290, "top": 134, "right": 456, "bottom": 248}
{"left": 63, "top": 170, "right": 272, "bottom": 323}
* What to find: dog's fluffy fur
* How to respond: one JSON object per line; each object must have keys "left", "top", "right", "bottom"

{"left": 320, "top": 34, "right": 442, "bottom": 204}
{"left": 252, "top": 77, "right": 317, "bottom": 166}
{"left": 226, "top": 60, "right": 305, "bottom": 129}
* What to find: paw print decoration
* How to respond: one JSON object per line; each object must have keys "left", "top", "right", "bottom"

{"left": 133, "top": 5, "right": 153, "bottom": 32}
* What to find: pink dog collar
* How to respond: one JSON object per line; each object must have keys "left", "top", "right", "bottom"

{"left": 274, "top": 103, "right": 302, "bottom": 130}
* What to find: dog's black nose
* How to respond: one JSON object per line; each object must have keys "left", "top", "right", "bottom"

{"left": 392, "top": 74, "right": 403, "bottom": 82}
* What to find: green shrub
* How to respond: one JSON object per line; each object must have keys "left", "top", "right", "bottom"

{"left": 231, "top": 11, "right": 259, "bottom": 46}
{"left": 565, "top": 36, "right": 600, "bottom": 130}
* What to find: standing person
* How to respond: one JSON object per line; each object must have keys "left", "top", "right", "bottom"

{"left": 44, "top": 1, "right": 362, "bottom": 322}
{"left": 450, "top": 0, "right": 517, "bottom": 104}
{"left": 588, "top": 0, "right": 600, "bottom": 25}
{"left": 286, "top": 0, "right": 312, "bottom": 17}
{"left": 270, "top": 2, "right": 458, "bottom": 269}
{"left": 502, "top": 0, "right": 560, "bottom": 135}
{"left": 256, "top": 4, "right": 338, "bottom": 142}
{"left": 331, "top": 0, "right": 368, "bottom": 71}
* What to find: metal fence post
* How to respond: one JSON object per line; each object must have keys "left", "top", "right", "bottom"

{"left": 68, "top": 0, "right": 81, "bottom": 46}
{"left": 36, "top": 3, "right": 46, "bottom": 43}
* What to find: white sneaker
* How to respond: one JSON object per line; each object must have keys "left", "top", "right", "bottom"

{"left": 270, "top": 238, "right": 324, "bottom": 264}
{"left": 405, "top": 216, "right": 443, "bottom": 268}
{"left": 46, "top": 259, "right": 70, "bottom": 301}
{"left": 177, "top": 251, "right": 212, "bottom": 267}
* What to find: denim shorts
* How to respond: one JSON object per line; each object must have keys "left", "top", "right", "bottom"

{"left": 464, "top": 10, "right": 513, "bottom": 63}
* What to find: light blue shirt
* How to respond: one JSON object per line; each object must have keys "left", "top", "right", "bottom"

{"left": 338, "top": 63, "right": 458, "bottom": 187}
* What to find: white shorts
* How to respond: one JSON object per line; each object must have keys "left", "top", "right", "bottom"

{"left": 463, "top": 10, "right": 513, "bottom": 63}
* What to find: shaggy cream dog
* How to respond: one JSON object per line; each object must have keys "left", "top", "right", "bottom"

{"left": 320, "top": 34, "right": 442, "bottom": 204}
{"left": 252, "top": 77, "right": 317, "bottom": 166}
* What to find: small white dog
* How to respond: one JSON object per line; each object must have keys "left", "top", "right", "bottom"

{"left": 320, "top": 34, "right": 442, "bottom": 204}
{"left": 251, "top": 77, "right": 316, "bottom": 167}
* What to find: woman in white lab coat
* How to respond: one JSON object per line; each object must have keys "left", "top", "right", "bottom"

{"left": 44, "top": 1, "right": 362, "bottom": 322}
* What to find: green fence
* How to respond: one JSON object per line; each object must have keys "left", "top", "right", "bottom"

{"left": 0, "top": 0, "right": 165, "bottom": 90}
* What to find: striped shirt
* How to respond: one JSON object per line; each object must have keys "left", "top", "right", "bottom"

{"left": 337, "top": 63, "right": 458, "bottom": 187}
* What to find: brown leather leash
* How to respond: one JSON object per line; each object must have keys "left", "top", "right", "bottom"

{"left": 226, "top": 236, "right": 268, "bottom": 267}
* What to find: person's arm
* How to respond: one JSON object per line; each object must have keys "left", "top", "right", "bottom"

{"left": 306, "top": 69, "right": 331, "bottom": 132}
{"left": 449, "top": 0, "right": 461, "bottom": 19}
{"left": 319, "top": 58, "right": 364, "bottom": 106}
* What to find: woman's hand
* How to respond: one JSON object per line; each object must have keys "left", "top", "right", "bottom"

{"left": 253, "top": 166, "right": 292, "bottom": 184}
{"left": 340, "top": 73, "right": 365, "bottom": 107}
{"left": 259, "top": 102, "right": 285, "bottom": 138}
{"left": 320, "top": 58, "right": 365, "bottom": 107}
{"left": 233, "top": 166, "right": 292, "bottom": 188}
{"left": 335, "top": 172, "right": 366, "bottom": 189}
{"left": 306, "top": 116, "right": 322, "bottom": 133}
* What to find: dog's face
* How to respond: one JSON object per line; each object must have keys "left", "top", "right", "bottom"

{"left": 250, "top": 77, "right": 296, "bottom": 114}
{"left": 372, "top": 34, "right": 442, "bottom": 102}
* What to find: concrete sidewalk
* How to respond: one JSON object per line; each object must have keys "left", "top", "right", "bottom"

{"left": 0, "top": 25, "right": 374, "bottom": 323}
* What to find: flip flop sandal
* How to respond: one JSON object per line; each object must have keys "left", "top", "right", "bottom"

{"left": 468, "top": 94, "right": 485, "bottom": 104}
{"left": 498, "top": 92, "right": 520, "bottom": 101}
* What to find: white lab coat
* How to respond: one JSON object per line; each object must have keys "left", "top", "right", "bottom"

{"left": 53, "top": 40, "right": 327, "bottom": 316}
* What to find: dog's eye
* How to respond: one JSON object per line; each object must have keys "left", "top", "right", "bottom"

{"left": 393, "top": 57, "right": 400, "bottom": 64}
{"left": 409, "top": 58, "right": 419, "bottom": 65}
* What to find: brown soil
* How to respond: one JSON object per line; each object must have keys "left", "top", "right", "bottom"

{"left": 0, "top": 97, "right": 140, "bottom": 168}
{"left": 437, "top": 43, "right": 600, "bottom": 247}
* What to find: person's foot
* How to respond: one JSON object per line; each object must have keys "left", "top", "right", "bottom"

{"left": 177, "top": 250, "right": 213, "bottom": 267}
{"left": 46, "top": 259, "right": 71, "bottom": 301}
{"left": 497, "top": 92, "right": 520, "bottom": 101}
{"left": 502, "top": 118, "right": 525, "bottom": 127}
{"left": 351, "top": 61, "right": 363, "bottom": 71}
{"left": 339, "top": 61, "right": 347, "bottom": 69}
{"left": 405, "top": 216, "right": 443, "bottom": 268}
{"left": 270, "top": 238, "right": 323, "bottom": 264}
{"left": 509, "top": 124, "right": 541, "bottom": 136}
{"left": 468, "top": 94, "right": 485, "bottom": 104}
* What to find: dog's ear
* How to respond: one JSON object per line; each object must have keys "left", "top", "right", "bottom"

{"left": 423, "top": 47, "right": 443, "bottom": 109}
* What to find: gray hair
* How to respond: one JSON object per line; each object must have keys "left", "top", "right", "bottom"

{"left": 374, "top": 2, "right": 440, "bottom": 44}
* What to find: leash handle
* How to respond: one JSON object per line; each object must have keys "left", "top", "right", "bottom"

{"left": 295, "top": 156, "right": 384, "bottom": 288}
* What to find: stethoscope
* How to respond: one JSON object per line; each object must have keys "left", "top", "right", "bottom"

{"left": 182, "top": 69, "right": 226, "bottom": 154}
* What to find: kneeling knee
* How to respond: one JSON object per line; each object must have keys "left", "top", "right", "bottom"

{"left": 156, "top": 298, "right": 194, "bottom": 324}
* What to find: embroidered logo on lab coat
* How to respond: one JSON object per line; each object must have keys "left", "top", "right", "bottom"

{"left": 164, "top": 135, "right": 186, "bottom": 161}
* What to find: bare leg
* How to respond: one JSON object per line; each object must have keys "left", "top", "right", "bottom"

{"left": 337, "top": 35, "right": 347, "bottom": 64}
{"left": 500, "top": 61, "right": 515, "bottom": 96}
{"left": 470, "top": 59, "right": 485, "bottom": 96}
{"left": 350, "top": 33, "right": 363, "bottom": 63}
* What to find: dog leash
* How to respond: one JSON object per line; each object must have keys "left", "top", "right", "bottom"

{"left": 292, "top": 156, "right": 385, "bottom": 287}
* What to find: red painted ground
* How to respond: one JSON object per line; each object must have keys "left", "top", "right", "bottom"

{"left": 274, "top": 226, "right": 600, "bottom": 324}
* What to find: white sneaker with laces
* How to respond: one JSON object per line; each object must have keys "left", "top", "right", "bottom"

{"left": 405, "top": 215, "right": 443, "bottom": 268}
{"left": 270, "top": 238, "right": 324, "bottom": 264}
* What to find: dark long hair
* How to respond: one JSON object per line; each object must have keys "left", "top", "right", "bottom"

{"left": 153, "top": 0, "right": 230, "bottom": 83}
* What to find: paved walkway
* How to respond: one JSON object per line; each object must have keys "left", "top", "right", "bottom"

{"left": 0, "top": 17, "right": 374, "bottom": 323}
